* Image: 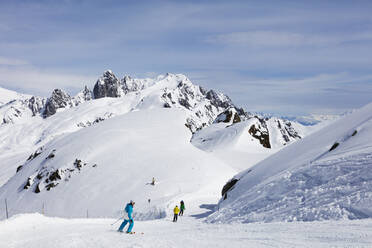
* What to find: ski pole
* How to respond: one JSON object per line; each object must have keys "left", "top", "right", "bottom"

{"left": 111, "top": 216, "right": 124, "bottom": 225}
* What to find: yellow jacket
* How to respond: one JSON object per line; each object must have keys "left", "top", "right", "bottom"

{"left": 174, "top": 206, "right": 180, "bottom": 214}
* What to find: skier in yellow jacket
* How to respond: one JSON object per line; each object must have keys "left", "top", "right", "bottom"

{"left": 173, "top": 205, "right": 180, "bottom": 222}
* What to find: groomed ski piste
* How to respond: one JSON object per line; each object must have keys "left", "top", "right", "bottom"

{"left": 1, "top": 213, "right": 371, "bottom": 248}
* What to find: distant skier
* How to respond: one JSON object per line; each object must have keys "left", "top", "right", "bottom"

{"left": 151, "top": 177, "right": 156, "bottom": 185}
{"left": 179, "top": 200, "right": 185, "bottom": 216}
{"left": 118, "top": 200, "right": 135, "bottom": 233}
{"left": 173, "top": 205, "right": 180, "bottom": 222}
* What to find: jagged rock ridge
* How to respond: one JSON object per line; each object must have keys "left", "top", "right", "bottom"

{"left": 0, "top": 70, "right": 304, "bottom": 148}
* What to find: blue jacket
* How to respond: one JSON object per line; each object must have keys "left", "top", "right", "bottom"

{"left": 125, "top": 203, "right": 133, "bottom": 220}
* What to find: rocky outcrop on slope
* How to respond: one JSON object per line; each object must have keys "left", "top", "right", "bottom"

{"left": 74, "top": 86, "right": 93, "bottom": 105}
{"left": 43, "top": 89, "right": 73, "bottom": 118}
{"left": 122, "top": 75, "right": 148, "bottom": 93}
{"left": 93, "top": 70, "right": 123, "bottom": 99}
{"left": 160, "top": 76, "right": 237, "bottom": 132}
{"left": 214, "top": 108, "right": 242, "bottom": 125}
{"left": 275, "top": 118, "right": 301, "bottom": 142}
{"left": 1, "top": 97, "right": 46, "bottom": 124}
{"left": 28, "top": 96, "right": 45, "bottom": 116}
{"left": 248, "top": 118, "right": 271, "bottom": 148}
{"left": 20, "top": 147, "right": 97, "bottom": 193}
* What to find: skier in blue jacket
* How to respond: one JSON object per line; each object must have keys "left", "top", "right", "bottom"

{"left": 118, "top": 200, "right": 135, "bottom": 233}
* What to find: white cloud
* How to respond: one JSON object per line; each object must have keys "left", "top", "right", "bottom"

{"left": 0, "top": 58, "right": 96, "bottom": 96}
{"left": 206, "top": 31, "right": 372, "bottom": 47}
{"left": 0, "top": 56, "right": 29, "bottom": 66}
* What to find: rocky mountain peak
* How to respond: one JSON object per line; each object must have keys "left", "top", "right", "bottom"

{"left": 28, "top": 96, "right": 45, "bottom": 116}
{"left": 206, "top": 90, "right": 233, "bottom": 109}
{"left": 43, "top": 89, "right": 73, "bottom": 118}
{"left": 73, "top": 86, "right": 93, "bottom": 106}
{"left": 93, "top": 70, "right": 122, "bottom": 99}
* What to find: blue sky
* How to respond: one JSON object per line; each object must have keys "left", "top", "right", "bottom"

{"left": 0, "top": 0, "right": 372, "bottom": 116}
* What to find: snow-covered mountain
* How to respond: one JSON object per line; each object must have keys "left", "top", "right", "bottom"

{"left": 208, "top": 103, "right": 372, "bottom": 223}
{"left": 0, "top": 108, "right": 235, "bottom": 219}
{"left": 0, "top": 70, "right": 313, "bottom": 220}
{"left": 0, "top": 71, "right": 309, "bottom": 172}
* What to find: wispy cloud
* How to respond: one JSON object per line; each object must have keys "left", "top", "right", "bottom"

{"left": 205, "top": 31, "right": 372, "bottom": 47}
{"left": 0, "top": 57, "right": 96, "bottom": 96}
{"left": 0, "top": 56, "right": 29, "bottom": 66}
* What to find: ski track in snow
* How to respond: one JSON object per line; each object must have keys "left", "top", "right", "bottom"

{"left": 0, "top": 213, "right": 371, "bottom": 248}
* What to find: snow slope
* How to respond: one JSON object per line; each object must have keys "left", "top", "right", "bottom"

{"left": 0, "top": 72, "right": 310, "bottom": 188}
{"left": 208, "top": 103, "right": 372, "bottom": 223}
{"left": 0, "top": 213, "right": 371, "bottom": 248}
{"left": 0, "top": 97, "right": 136, "bottom": 187}
{"left": 0, "top": 87, "right": 29, "bottom": 105}
{"left": 0, "top": 108, "right": 235, "bottom": 219}
{"left": 192, "top": 121, "right": 277, "bottom": 171}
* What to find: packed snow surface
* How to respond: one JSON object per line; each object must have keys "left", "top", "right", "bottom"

{"left": 0, "top": 213, "right": 371, "bottom": 248}
{"left": 209, "top": 103, "right": 372, "bottom": 223}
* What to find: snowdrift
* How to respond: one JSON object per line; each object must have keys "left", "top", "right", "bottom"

{"left": 0, "top": 108, "right": 235, "bottom": 220}
{"left": 208, "top": 103, "right": 372, "bottom": 223}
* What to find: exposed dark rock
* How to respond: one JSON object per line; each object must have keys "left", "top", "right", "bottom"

{"left": 214, "top": 108, "right": 241, "bottom": 124}
{"left": 23, "top": 177, "right": 32, "bottom": 189}
{"left": 46, "top": 182, "right": 58, "bottom": 191}
{"left": 352, "top": 130, "right": 358, "bottom": 136}
{"left": 74, "top": 86, "right": 93, "bottom": 105}
{"left": 121, "top": 75, "right": 145, "bottom": 93}
{"left": 76, "top": 113, "right": 113, "bottom": 128}
{"left": 49, "top": 170, "right": 62, "bottom": 181}
{"left": 93, "top": 70, "right": 122, "bottom": 99}
{"left": 163, "top": 103, "right": 171, "bottom": 108}
{"left": 206, "top": 90, "right": 233, "bottom": 109}
{"left": 222, "top": 178, "right": 239, "bottom": 200}
{"left": 34, "top": 183, "right": 41, "bottom": 193}
{"left": 248, "top": 124, "right": 271, "bottom": 148}
{"left": 28, "top": 96, "right": 45, "bottom": 116}
{"left": 199, "top": 86, "right": 207, "bottom": 95}
{"left": 74, "top": 159, "right": 85, "bottom": 170}
{"left": 283, "top": 121, "right": 301, "bottom": 140}
{"left": 178, "top": 98, "right": 192, "bottom": 109}
{"left": 46, "top": 150, "right": 56, "bottom": 160}
{"left": 43, "top": 89, "right": 73, "bottom": 118}
{"left": 27, "top": 147, "right": 43, "bottom": 161}
{"left": 329, "top": 142, "right": 339, "bottom": 151}
{"left": 16, "top": 165, "right": 23, "bottom": 173}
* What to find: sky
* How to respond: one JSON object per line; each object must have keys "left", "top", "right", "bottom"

{"left": 0, "top": 0, "right": 372, "bottom": 116}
